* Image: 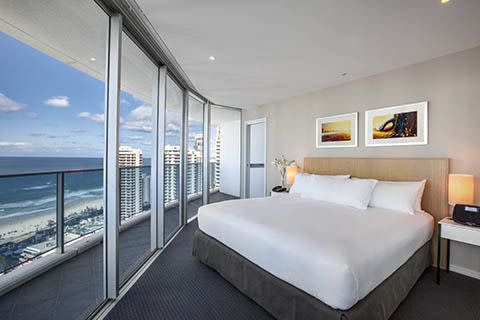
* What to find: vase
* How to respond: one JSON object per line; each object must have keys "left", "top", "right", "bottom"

{"left": 280, "top": 167, "right": 286, "bottom": 187}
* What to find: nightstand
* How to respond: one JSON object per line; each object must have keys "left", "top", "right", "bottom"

{"left": 270, "top": 190, "right": 289, "bottom": 197}
{"left": 436, "top": 217, "right": 480, "bottom": 284}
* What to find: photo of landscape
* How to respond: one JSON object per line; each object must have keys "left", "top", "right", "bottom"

{"left": 321, "top": 120, "right": 352, "bottom": 142}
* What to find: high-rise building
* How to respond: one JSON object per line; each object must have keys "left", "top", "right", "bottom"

{"left": 208, "top": 127, "right": 222, "bottom": 190}
{"left": 165, "top": 145, "right": 180, "bottom": 204}
{"left": 164, "top": 134, "right": 218, "bottom": 205}
{"left": 119, "top": 146, "right": 143, "bottom": 220}
{"left": 214, "top": 129, "right": 221, "bottom": 188}
{"left": 187, "top": 149, "right": 202, "bottom": 196}
{"left": 186, "top": 134, "right": 203, "bottom": 196}
{"left": 188, "top": 133, "right": 203, "bottom": 194}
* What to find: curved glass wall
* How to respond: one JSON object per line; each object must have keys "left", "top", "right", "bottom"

{"left": 0, "top": 1, "right": 242, "bottom": 319}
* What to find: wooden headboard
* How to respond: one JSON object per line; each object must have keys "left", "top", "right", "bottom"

{"left": 304, "top": 157, "right": 450, "bottom": 268}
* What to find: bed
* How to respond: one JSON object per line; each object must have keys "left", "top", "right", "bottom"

{"left": 193, "top": 157, "right": 449, "bottom": 320}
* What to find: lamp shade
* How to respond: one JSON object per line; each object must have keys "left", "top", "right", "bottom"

{"left": 285, "top": 164, "right": 298, "bottom": 185}
{"left": 448, "top": 174, "right": 474, "bottom": 205}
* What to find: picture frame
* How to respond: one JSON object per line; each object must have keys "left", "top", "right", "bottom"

{"left": 315, "top": 112, "right": 358, "bottom": 148}
{"left": 365, "top": 101, "right": 428, "bottom": 147}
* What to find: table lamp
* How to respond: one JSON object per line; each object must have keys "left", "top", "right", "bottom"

{"left": 448, "top": 174, "right": 474, "bottom": 205}
{"left": 285, "top": 162, "right": 298, "bottom": 187}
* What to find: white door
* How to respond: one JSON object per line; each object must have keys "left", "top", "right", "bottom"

{"left": 245, "top": 118, "right": 266, "bottom": 198}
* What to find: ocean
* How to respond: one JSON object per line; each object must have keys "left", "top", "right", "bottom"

{"left": 0, "top": 157, "right": 150, "bottom": 219}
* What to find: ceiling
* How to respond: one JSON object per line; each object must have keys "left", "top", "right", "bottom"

{"left": 136, "top": 0, "right": 480, "bottom": 108}
{"left": 0, "top": 0, "right": 108, "bottom": 83}
{"left": 0, "top": 0, "right": 158, "bottom": 103}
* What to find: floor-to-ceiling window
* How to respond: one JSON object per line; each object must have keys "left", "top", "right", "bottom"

{"left": 209, "top": 106, "right": 242, "bottom": 203}
{"left": 164, "top": 76, "right": 183, "bottom": 241}
{"left": 186, "top": 96, "right": 204, "bottom": 219}
{"left": 0, "top": 1, "right": 242, "bottom": 318}
{"left": 0, "top": 0, "right": 108, "bottom": 318}
{"left": 118, "top": 32, "right": 156, "bottom": 284}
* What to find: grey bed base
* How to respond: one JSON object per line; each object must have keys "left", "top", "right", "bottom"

{"left": 192, "top": 230, "right": 431, "bottom": 320}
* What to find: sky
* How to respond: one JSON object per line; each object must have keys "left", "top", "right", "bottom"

{"left": 0, "top": 31, "right": 204, "bottom": 159}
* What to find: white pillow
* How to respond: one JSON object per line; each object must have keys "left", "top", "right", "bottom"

{"left": 289, "top": 173, "right": 350, "bottom": 196}
{"left": 305, "top": 177, "right": 378, "bottom": 209}
{"left": 369, "top": 180, "right": 427, "bottom": 214}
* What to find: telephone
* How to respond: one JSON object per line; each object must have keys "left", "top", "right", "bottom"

{"left": 272, "top": 185, "right": 287, "bottom": 193}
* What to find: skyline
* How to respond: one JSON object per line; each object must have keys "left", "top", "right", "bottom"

{"left": 0, "top": 31, "right": 205, "bottom": 159}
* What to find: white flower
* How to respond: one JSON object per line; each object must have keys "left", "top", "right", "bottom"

{"left": 271, "top": 155, "right": 293, "bottom": 171}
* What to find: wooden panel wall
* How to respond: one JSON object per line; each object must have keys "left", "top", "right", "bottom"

{"left": 304, "top": 157, "right": 450, "bottom": 268}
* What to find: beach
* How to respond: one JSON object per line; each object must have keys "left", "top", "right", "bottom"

{"left": 0, "top": 197, "right": 103, "bottom": 240}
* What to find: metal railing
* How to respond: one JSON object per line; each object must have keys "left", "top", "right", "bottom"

{"left": 0, "top": 166, "right": 150, "bottom": 275}
{"left": 0, "top": 162, "right": 220, "bottom": 275}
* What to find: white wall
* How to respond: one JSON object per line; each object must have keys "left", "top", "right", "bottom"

{"left": 219, "top": 120, "right": 241, "bottom": 197}
{"left": 245, "top": 45, "right": 480, "bottom": 278}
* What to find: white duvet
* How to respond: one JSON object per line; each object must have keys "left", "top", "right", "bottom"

{"left": 197, "top": 195, "right": 433, "bottom": 310}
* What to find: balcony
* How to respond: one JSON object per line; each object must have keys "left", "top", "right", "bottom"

{"left": 0, "top": 165, "right": 237, "bottom": 319}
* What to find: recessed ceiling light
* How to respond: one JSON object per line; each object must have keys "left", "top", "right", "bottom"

{"left": 89, "top": 57, "right": 96, "bottom": 62}
{"left": 208, "top": 56, "right": 216, "bottom": 61}
{"left": 440, "top": 0, "right": 450, "bottom": 4}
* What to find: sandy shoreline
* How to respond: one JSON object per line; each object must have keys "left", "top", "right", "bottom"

{"left": 0, "top": 197, "right": 103, "bottom": 240}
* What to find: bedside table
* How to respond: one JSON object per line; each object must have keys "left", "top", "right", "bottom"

{"left": 270, "top": 190, "right": 289, "bottom": 197}
{"left": 436, "top": 217, "right": 480, "bottom": 284}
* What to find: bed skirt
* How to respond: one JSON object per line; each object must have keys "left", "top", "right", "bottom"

{"left": 192, "top": 230, "right": 431, "bottom": 320}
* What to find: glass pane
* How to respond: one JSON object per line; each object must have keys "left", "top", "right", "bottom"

{"left": 64, "top": 170, "right": 104, "bottom": 243}
{"left": 164, "top": 77, "right": 183, "bottom": 242}
{"left": 0, "top": 174, "right": 57, "bottom": 273}
{"left": 118, "top": 32, "right": 155, "bottom": 284}
{"left": 187, "top": 97, "right": 204, "bottom": 219}
{"left": 0, "top": 0, "right": 107, "bottom": 318}
{"left": 209, "top": 106, "right": 241, "bottom": 203}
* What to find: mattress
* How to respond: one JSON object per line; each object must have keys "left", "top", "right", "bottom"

{"left": 197, "top": 195, "right": 433, "bottom": 310}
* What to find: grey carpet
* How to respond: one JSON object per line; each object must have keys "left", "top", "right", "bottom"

{"left": 106, "top": 220, "right": 480, "bottom": 320}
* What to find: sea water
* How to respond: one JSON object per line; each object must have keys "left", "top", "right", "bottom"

{"left": 0, "top": 157, "right": 104, "bottom": 219}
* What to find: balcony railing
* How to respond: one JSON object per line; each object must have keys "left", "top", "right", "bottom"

{"left": 0, "top": 166, "right": 149, "bottom": 275}
{"left": 0, "top": 162, "right": 221, "bottom": 275}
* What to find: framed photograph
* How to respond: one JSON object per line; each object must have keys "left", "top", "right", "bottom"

{"left": 315, "top": 112, "right": 358, "bottom": 148}
{"left": 365, "top": 101, "right": 428, "bottom": 147}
